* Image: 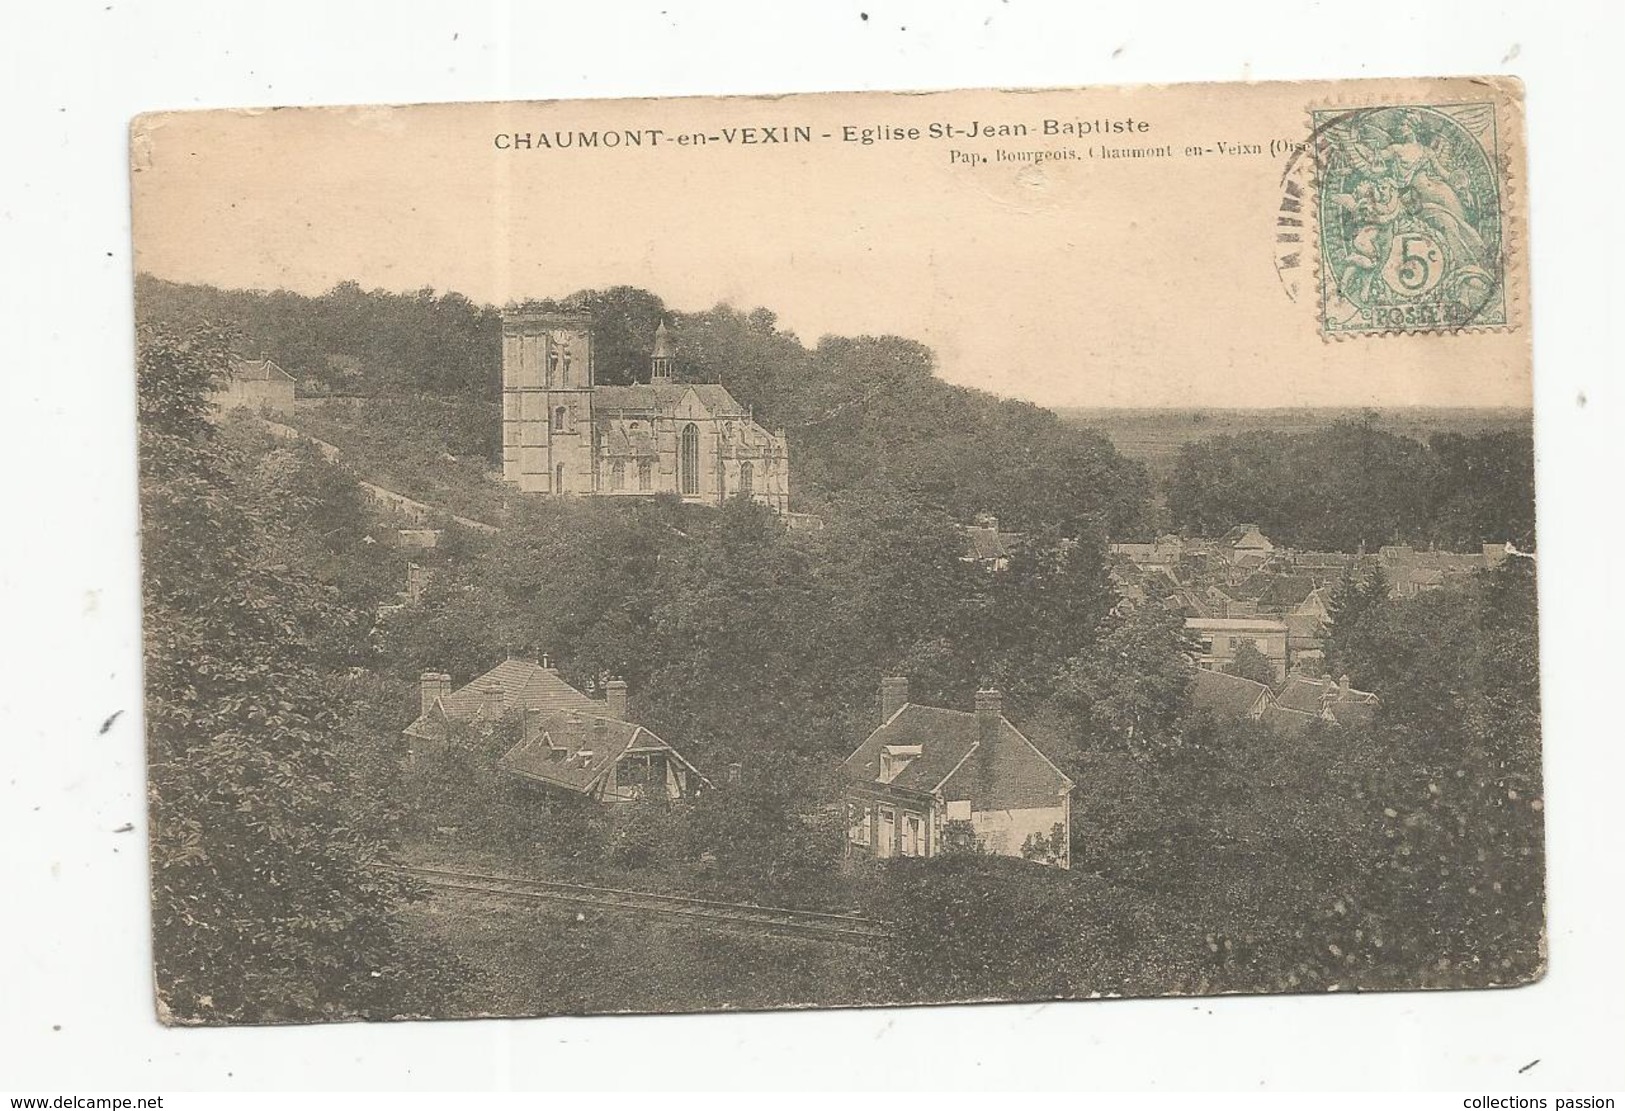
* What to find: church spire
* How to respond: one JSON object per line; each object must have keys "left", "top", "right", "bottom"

{"left": 650, "top": 319, "right": 675, "bottom": 383}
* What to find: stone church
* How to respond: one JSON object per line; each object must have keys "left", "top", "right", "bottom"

{"left": 500, "top": 308, "right": 790, "bottom": 512}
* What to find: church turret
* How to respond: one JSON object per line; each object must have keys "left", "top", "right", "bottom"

{"left": 650, "top": 319, "right": 675, "bottom": 383}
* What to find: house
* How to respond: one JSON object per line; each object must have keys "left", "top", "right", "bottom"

{"left": 403, "top": 657, "right": 709, "bottom": 802}
{"left": 961, "top": 514, "right": 1026, "bottom": 572}
{"left": 842, "top": 679, "right": 1074, "bottom": 868}
{"left": 1188, "top": 668, "right": 1272, "bottom": 721}
{"left": 1233, "top": 573, "right": 1319, "bottom": 615}
{"left": 1378, "top": 544, "right": 1495, "bottom": 599}
{"left": 1272, "top": 674, "right": 1379, "bottom": 729}
{"left": 1293, "top": 586, "right": 1335, "bottom": 623}
{"left": 211, "top": 357, "right": 297, "bottom": 416}
{"left": 1221, "top": 523, "right": 1275, "bottom": 565}
{"left": 1185, "top": 617, "right": 1290, "bottom": 681}
{"left": 501, "top": 312, "right": 790, "bottom": 512}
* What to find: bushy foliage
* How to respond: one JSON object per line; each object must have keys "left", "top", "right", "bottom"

{"left": 136, "top": 275, "right": 501, "bottom": 398}
{"left": 1225, "top": 639, "right": 1277, "bottom": 687}
{"left": 139, "top": 325, "right": 465, "bottom": 1023}
{"left": 863, "top": 855, "right": 1200, "bottom": 1002}
{"left": 1060, "top": 560, "right": 1544, "bottom": 994}
{"left": 1165, "top": 417, "right": 1535, "bottom": 551}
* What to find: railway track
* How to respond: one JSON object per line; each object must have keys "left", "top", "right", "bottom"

{"left": 392, "top": 863, "right": 890, "bottom": 945}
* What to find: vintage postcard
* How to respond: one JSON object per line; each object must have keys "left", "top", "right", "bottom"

{"left": 130, "top": 76, "right": 1540, "bottom": 1025}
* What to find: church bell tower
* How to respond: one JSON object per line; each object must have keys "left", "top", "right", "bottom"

{"left": 500, "top": 307, "right": 596, "bottom": 494}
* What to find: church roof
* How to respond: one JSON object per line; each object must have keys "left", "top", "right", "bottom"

{"left": 593, "top": 382, "right": 748, "bottom": 416}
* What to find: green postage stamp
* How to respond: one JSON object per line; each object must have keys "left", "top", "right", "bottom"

{"left": 1313, "top": 102, "right": 1507, "bottom": 336}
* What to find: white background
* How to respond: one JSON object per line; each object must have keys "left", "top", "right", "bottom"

{"left": 2, "top": 0, "right": 1622, "bottom": 1093}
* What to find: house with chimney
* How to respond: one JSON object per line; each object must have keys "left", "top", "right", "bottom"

{"left": 841, "top": 678, "right": 1074, "bottom": 868}
{"left": 404, "top": 657, "right": 709, "bottom": 802}
{"left": 1268, "top": 674, "right": 1379, "bottom": 732}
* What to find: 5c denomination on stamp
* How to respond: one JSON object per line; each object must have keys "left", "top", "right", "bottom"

{"left": 1313, "top": 102, "right": 1507, "bottom": 336}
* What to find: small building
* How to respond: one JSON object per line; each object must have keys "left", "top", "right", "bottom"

{"left": 960, "top": 514, "right": 1026, "bottom": 572}
{"left": 403, "top": 658, "right": 708, "bottom": 803}
{"left": 1185, "top": 617, "right": 1290, "bottom": 681}
{"left": 1188, "top": 668, "right": 1272, "bottom": 722}
{"left": 1272, "top": 674, "right": 1379, "bottom": 729}
{"left": 842, "top": 679, "right": 1074, "bottom": 868}
{"left": 212, "top": 357, "right": 297, "bottom": 416}
{"left": 1221, "top": 523, "right": 1276, "bottom": 564}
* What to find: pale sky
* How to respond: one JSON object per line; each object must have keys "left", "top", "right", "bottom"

{"left": 131, "top": 80, "right": 1532, "bottom": 410}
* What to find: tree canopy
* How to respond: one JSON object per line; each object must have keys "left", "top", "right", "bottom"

{"left": 139, "top": 324, "right": 459, "bottom": 1022}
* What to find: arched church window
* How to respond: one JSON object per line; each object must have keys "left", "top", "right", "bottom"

{"left": 739, "top": 461, "right": 754, "bottom": 498}
{"left": 680, "top": 423, "right": 700, "bottom": 495}
{"left": 610, "top": 461, "right": 626, "bottom": 491}
{"left": 638, "top": 460, "right": 653, "bottom": 491}
{"left": 553, "top": 406, "right": 567, "bottom": 432}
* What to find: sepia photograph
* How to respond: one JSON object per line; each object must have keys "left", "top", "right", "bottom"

{"left": 125, "top": 77, "right": 1545, "bottom": 1026}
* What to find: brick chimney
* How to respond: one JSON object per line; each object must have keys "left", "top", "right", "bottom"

{"left": 974, "top": 688, "right": 1003, "bottom": 749}
{"left": 605, "top": 678, "right": 629, "bottom": 720}
{"left": 879, "top": 676, "right": 910, "bottom": 723}
{"left": 481, "top": 681, "right": 504, "bottom": 719}
{"left": 419, "top": 672, "right": 451, "bottom": 718}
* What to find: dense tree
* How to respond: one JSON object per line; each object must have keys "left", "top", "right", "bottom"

{"left": 1049, "top": 598, "right": 1198, "bottom": 756}
{"left": 139, "top": 324, "right": 461, "bottom": 1023}
{"left": 1165, "top": 418, "right": 1535, "bottom": 552}
{"left": 1225, "top": 639, "right": 1277, "bottom": 687}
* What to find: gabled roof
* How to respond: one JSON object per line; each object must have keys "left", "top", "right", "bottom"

{"left": 499, "top": 711, "right": 645, "bottom": 792}
{"left": 1272, "top": 675, "right": 1379, "bottom": 717}
{"left": 1189, "top": 668, "right": 1271, "bottom": 720}
{"left": 1222, "top": 524, "right": 1274, "bottom": 550}
{"left": 1262, "top": 702, "right": 1318, "bottom": 735}
{"left": 1323, "top": 698, "right": 1377, "bottom": 728}
{"left": 501, "top": 709, "right": 716, "bottom": 795}
{"left": 1243, "top": 574, "right": 1319, "bottom": 609}
{"left": 842, "top": 703, "right": 1072, "bottom": 809}
{"left": 402, "top": 658, "right": 599, "bottom": 740}
{"left": 230, "top": 357, "right": 296, "bottom": 383}
{"left": 1284, "top": 612, "right": 1329, "bottom": 640}
{"left": 844, "top": 705, "right": 980, "bottom": 794}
